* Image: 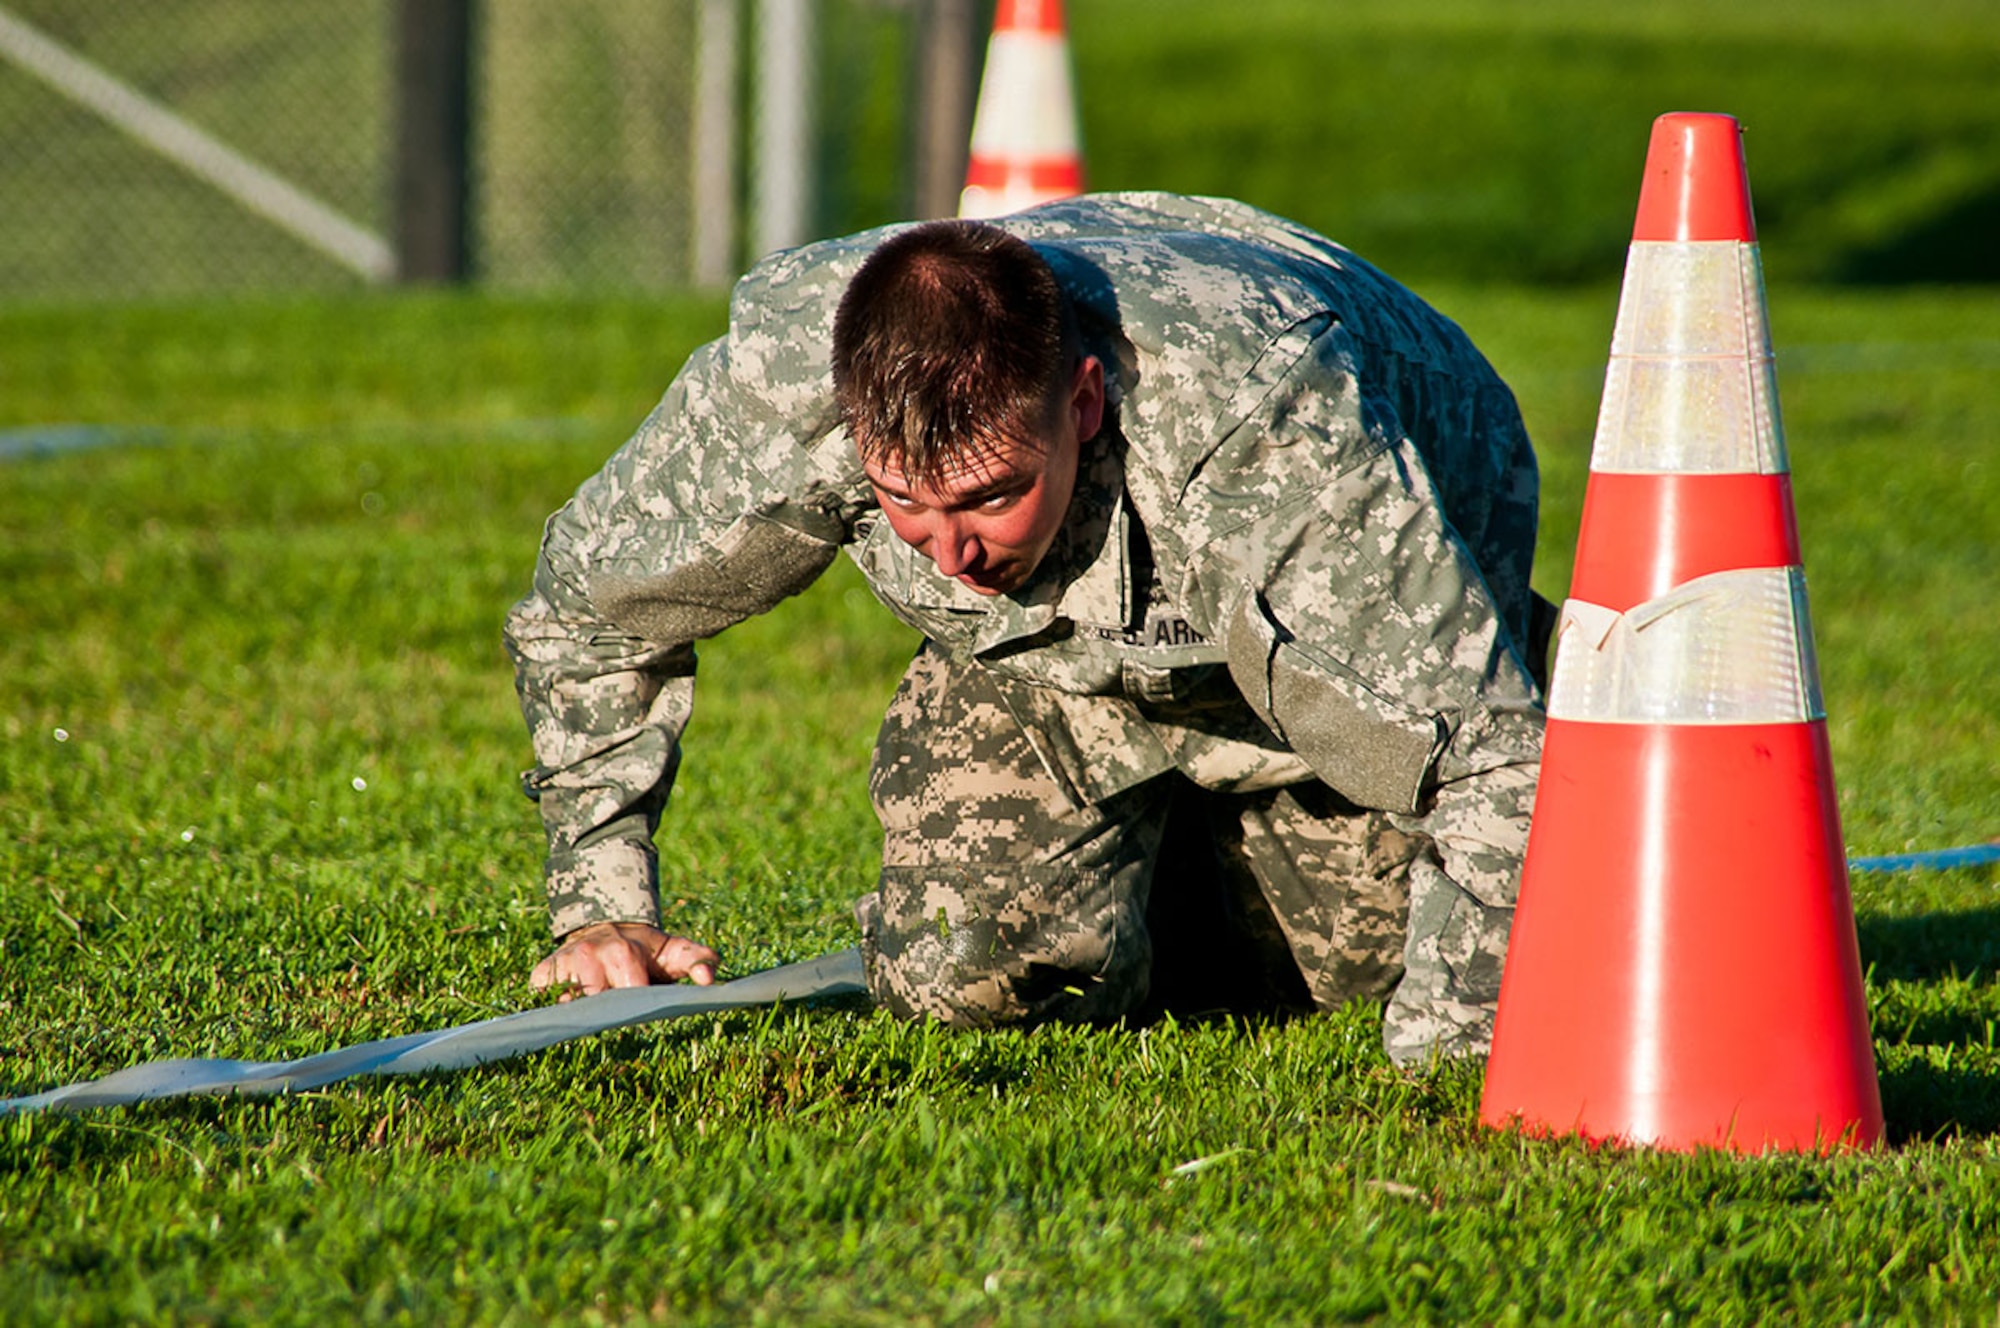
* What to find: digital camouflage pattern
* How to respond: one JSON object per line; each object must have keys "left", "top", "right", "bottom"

{"left": 862, "top": 639, "right": 1422, "bottom": 1029}
{"left": 505, "top": 192, "right": 1544, "bottom": 1064}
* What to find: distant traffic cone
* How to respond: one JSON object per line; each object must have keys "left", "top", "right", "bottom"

{"left": 1479, "top": 113, "right": 1883, "bottom": 1153}
{"left": 958, "top": 0, "right": 1083, "bottom": 219}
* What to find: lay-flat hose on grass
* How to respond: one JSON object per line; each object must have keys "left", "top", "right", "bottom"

{"left": 6, "top": 839, "right": 1994, "bottom": 1116}
{"left": 1, "top": 948, "right": 865, "bottom": 1116}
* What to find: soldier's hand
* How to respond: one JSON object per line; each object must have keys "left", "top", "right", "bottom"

{"left": 530, "top": 922, "right": 720, "bottom": 1001}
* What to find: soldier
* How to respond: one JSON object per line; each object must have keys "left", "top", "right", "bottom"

{"left": 505, "top": 193, "right": 1546, "bottom": 1066}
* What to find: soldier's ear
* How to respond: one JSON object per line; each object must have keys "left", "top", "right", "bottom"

{"left": 1070, "top": 356, "right": 1105, "bottom": 443}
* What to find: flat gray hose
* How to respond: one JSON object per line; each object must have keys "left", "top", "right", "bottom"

{"left": 1, "top": 948, "right": 867, "bottom": 1116}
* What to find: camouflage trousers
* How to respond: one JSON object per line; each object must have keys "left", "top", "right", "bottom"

{"left": 856, "top": 644, "right": 1422, "bottom": 1026}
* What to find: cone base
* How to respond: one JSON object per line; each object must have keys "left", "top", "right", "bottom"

{"left": 1481, "top": 719, "right": 1882, "bottom": 1153}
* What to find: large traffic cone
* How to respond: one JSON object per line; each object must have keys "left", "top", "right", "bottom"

{"left": 957, "top": 0, "right": 1083, "bottom": 219}
{"left": 1478, "top": 113, "right": 1883, "bottom": 1153}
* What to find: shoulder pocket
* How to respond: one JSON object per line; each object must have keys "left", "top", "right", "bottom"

{"left": 1222, "top": 589, "right": 1445, "bottom": 814}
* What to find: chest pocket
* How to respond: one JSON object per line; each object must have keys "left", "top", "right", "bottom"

{"left": 1122, "top": 659, "right": 1218, "bottom": 704}
{"left": 1092, "top": 600, "right": 1229, "bottom": 704}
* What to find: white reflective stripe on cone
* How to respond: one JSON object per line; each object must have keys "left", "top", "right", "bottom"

{"left": 1548, "top": 566, "right": 1824, "bottom": 724}
{"left": 1612, "top": 242, "right": 1770, "bottom": 358}
{"left": 1592, "top": 241, "right": 1788, "bottom": 477}
{"left": 967, "top": 33, "right": 1079, "bottom": 159}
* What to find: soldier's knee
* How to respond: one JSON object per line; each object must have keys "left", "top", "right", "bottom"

{"left": 855, "top": 872, "right": 1148, "bottom": 1026}
{"left": 870, "top": 962, "right": 1034, "bottom": 1027}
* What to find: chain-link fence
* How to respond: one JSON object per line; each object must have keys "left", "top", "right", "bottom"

{"left": 0, "top": 0, "right": 971, "bottom": 303}
{"left": 480, "top": 0, "right": 707, "bottom": 292}
{"left": 0, "top": 0, "right": 388, "bottom": 300}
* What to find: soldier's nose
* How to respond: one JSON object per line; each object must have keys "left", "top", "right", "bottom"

{"left": 929, "top": 521, "right": 977, "bottom": 576}
{"left": 931, "top": 538, "right": 970, "bottom": 577}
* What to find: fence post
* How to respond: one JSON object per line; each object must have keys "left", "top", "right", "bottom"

{"left": 395, "top": 0, "right": 473, "bottom": 283}
{"left": 913, "top": 0, "right": 978, "bottom": 220}
{"left": 753, "top": 0, "right": 814, "bottom": 260}
{"left": 691, "top": 0, "right": 740, "bottom": 288}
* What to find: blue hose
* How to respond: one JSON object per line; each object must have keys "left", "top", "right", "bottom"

{"left": 1848, "top": 843, "right": 2000, "bottom": 873}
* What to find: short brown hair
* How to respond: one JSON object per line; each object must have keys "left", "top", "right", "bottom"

{"left": 832, "top": 220, "right": 1077, "bottom": 486}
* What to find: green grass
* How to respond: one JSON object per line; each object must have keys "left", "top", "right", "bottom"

{"left": 1074, "top": 0, "right": 2000, "bottom": 286}
{"left": 3, "top": 283, "right": 2000, "bottom": 1322}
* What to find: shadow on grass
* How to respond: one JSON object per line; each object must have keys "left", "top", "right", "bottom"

{"left": 1834, "top": 179, "right": 2000, "bottom": 284}
{"left": 1858, "top": 904, "right": 2000, "bottom": 1142}
{"left": 1857, "top": 903, "right": 2000, "bottom": 983}
{"left": 1878, "top": 1056, "right": 2000, "bottom": 1144}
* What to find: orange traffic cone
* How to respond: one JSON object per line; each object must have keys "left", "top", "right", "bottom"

{"left": 958, "top": 0, "right": 1083, "bottom": 219}
{"left": 1479, "top": 113, "right": 1883, "bottom": 1153}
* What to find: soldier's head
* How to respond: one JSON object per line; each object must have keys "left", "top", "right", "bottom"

{"left": 834, "top": 220, "right": 1103, "bottom": 596}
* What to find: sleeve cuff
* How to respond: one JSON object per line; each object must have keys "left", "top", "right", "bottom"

{"left": 544, "top": 837, "right": 661, "bottom": 939}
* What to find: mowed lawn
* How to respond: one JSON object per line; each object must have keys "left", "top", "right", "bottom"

{"left": 2, "top": 280, "right": 1998, "bottom": 1322}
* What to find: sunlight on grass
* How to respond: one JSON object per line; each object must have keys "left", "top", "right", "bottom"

{"left": 3, "top": 283, "right": 1998, "bottom": 1321}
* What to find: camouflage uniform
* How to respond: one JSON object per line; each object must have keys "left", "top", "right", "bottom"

{"left": 505, "top": 193, "right": 1544, "bottom": 1065}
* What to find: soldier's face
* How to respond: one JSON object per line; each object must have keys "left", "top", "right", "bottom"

{"left": 864, "top": 356, "right": 1104, "bottom": 596}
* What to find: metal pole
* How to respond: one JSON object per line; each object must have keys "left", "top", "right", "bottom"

{"left": 753, "top": 0, "right": 813, "bottom": 259}
{"left": 913, "top": 0, "right": 977, "bottom": 220}
{"left": 691, "top": 0, "right": 739, "bottom": 287}
{"left": 394, "top": 0, "right": 473, "bottom": 283}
